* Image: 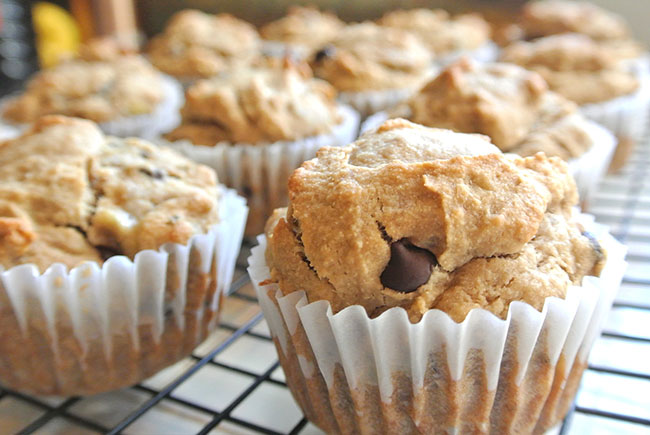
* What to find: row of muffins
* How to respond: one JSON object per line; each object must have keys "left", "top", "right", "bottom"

{"left": 0, "top": 2, "right": 636, "bottom": 414}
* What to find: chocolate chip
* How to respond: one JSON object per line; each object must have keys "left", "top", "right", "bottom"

{"left": 139, "top": 167, "right": 166, "bottom": 179}
{"left": 313, "top": 45, "right": 335, "bottom": 63}
{"left": 380, "top": 239, "right": 437, "bottom": 293}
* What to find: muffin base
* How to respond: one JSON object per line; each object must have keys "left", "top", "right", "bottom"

{"left": 248, "top": 216, "right": 626, "bottom": 434}
{"left": 0, "top": 187, "right": 247, "bottom": 396}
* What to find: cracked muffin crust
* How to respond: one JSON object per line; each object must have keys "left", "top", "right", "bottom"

{"left": 379, "top": 8, "right": 490, "bottom": 56}
{"left": 520, "top": 0, "right": 629, "bottom": 41}
{"left": 2, "top": 55, "right": 165, "bottom": 124}
{"left": 310, "top": 22, "right": 433, "bottom": 92}
{"left": 265, "top": 118, "right": 605, "bottom": 323}
{"left": 166, "top": 59, "right": 342, "bottom": 145}
{"left": 147, "top": 9, "right": 261, "bottom": 79}
{"left": 501, "top": 34, "right": 640, "bottom": 104}
{"left": 399, "top": 59, "right": 594, "bottom": 160}
{"left": 0, "top": 116, "right": 220, "bottom": 272}
{"left": 260, "top": 6, "right": 344, "bottom": 53}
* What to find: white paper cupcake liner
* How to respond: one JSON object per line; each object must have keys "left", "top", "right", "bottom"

{"left": 161, "top": 104, "right": 360, "bottom": 236}
{"left": 362, "top": 112, "right": 616, "bottom": 210}
{"left": 261, "top": 40, "right": 311, "bottom": 60}
{"left": 337, "top": 89, "right": 416, "bottom": 119}
{"left": 0, "top": 187, "right": 247, "bottom": 396}
{"left": 434, "top": 41, "right": 500, "bottom": 67}
{"left": 0, "top": 73, "right": 183, "bottom": 141}
{"left": 248, "top": 215, "right": 626, "bottom": 434}
{"left": 580, "top": 76, "right": 650, "bottom": 171}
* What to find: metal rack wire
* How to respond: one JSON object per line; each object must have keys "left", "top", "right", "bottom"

{"left": 1, "top": 131, "right": 650, "bottom": 435}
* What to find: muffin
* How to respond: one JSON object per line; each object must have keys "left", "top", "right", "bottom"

{"left": 260, "top": 6, "right": 344, "bottom": 59}
{"left": 310, "top": 22, "right": 434, "bottom": 117}
{"left": 378, "top": 8, "right": 495, "bottom": 65}
{"left": 364, "top": 59, "right": 616, "bottom": 205}
{"left": 163, "top": 59, "right": 359, "bottom": 236}
{"left": 0, "top": 52, "right": 182, "bottom": 139}
{"left": 501, "top": 33, "right": 649, "bottom": 171}
{"left": 249, "top": 119, "right": 626, "bottom": 433}
{"left": 0, "top": 115, "right": 247, "bottom": 395}
{"left": 148, "top": 9, "right": 261, "bottom": 83}
{"left": 520, "top": 0, "right": 629, "bottom": 41}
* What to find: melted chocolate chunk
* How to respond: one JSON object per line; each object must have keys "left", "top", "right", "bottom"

{"left": 313, "top": 45, "right": 335, "bottom": 63}
{"left": 380, "top": 239, "right": 437, "bottom": 293}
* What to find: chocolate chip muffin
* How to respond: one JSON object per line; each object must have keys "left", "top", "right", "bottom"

{"left": 148, "top": 9, "right": 261, "bottom": 81}
{"left": 260, "top": 6, "right": 344, "bottom": 56}
{"left": 0, "top": 116, "right": 247, "bottom": 395}
{"left": 520, "top": 0, "right": 629, "bottom": 41}
{"left": 266, "top": 118, "right": 604, "bottom": 323}
{"left": 310, "top": 22, "right": 433, "bottom": 116}
{"left": 250, "top": 118, "right": 623, "bottom": 434}
{"left": 500, "top": 33, "right": 639, "bottom": 105}
{"left": 163, "top": 58, "right": 359, "bottom": 236}
{"left": 398, "top": 59, "right": 595, "bottom": 160}
{"left": 378, "top": 9, "right": 491, "bottom": 58}
{"left": 2, "top": 55, "right": 165, "bottom": 124}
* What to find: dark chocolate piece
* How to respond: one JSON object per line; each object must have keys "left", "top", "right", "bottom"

{"left": 139, "top": 167, "right": 165, "bottom": 179}
{"left": 313, "top": 45, "right": 335, "bottom": 63}
{"left": 380, "top": 239, "right": 437, "bottom": 293}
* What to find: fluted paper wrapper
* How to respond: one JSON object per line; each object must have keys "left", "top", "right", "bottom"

{"left": 248, "top": 216, "right": 626, "bottom": 434}
{"left": 362, "top": 112, "right": 616, "bottom": 210}
{"left": 0, "top": 187, "right": 247, "bottom": 396}
{"left": 163, "top": 105, "right": 359, "bottom": 236}
{"left": 580, "top": 76, "right": 650, "bottom": 172}
{"left": 338, "top": 89, "right": 420, "bottom": 120}
{"left": 0, "top": 74, "right": 183, "bottom": 141}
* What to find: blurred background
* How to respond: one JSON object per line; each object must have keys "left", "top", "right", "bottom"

{"left": 1, "top": 0, "right": 648, "bottom": 94}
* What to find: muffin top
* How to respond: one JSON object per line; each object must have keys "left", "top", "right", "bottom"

{"left": 265, "top": 118, "right": 605, "bottom": 322}
{"left": 501, "top": 34, "right": 639, "bottom": 104}
{"left": 310, "top": 22, "right": 433, "bottom": 92}
{"left": 402, "top": 59, "right": 593, "bottom": 160}
{"left": 0, "top": 116, "right": 219, "bottom": 271}
{"left": 520, "top": 0, "right": 629, "bottom": 41}
{"left": 148, "top": 9, "right": 261, "bottom": 79}
{"left": 2, "top": 56, "right": 165, "bottom": 124}
{"left": 379, "top": 9, "right": 490, "bottom": 55}
{"left": 166, "top": 59, "right": 342, "bottom": 145}
{"left": 260, "top": 6, "right": 344, "bottom": 52}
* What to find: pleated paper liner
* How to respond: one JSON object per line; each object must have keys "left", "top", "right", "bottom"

{"left": 0, "top": 187, "right": 247, "bottom": 396}
{"left": 433, "top": 41, "right": 500, "bottom": 68}
{"left": 161, "top": 104, "right": 360, "bottom": 237}
{"left": 580, "top": 76, "right": 650, "bottom": 173}
{"left": 248, "top": 216, "right": 626, "bottom": 434}
{"left": 361, "top": 111, "right": 617, "bottom": 211}
{"left": 0, "top": 73, "right": 183, "bottom": 141}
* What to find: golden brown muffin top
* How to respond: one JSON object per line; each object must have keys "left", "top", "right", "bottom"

{"left": 265, "top": 118, "right": 604, "bottom": 322}
{"left": 147, "top": 9, "right": 261, "bottom": 79}
{"left": 260, "top": 6, "right": 344, "bottom": 52}
{"left": 0, "top": 116, "right": 220, "bottom": 271}
{"left": 402, "top": 59, "right": 593, "bottom": 160}
{"left": 379, "top": 8, "right": 490, "bottom": 55}
{"left": 520, "top": 0, "right": 629, "bottom": 41}
{"left": 2, "top": 55, "right": 164, "bottom": 123}
{"left": 501, "top": 34, "right": 639, "bottom": 104}
{"left": 166, "top": 59, "right": 342, "bottom": 145}
{"left": 310, "top": 22, "right": 433, "bottom": 92}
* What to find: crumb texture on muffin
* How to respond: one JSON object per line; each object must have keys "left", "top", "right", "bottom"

{"left": 2, "top": 56, "right": 165, "bottom": 123}
{"left": 265, "top": 119, "right": 605, "bottom": 322}
{"left": 166, "top": 59, "right": 342, "bottom": 145}
{"left": 148, "top": 9, "right": 260, "bottom": 78}
{"left": 310, "top": 22, "right": 433, "bottom": 92}
{"left": 501, "top": 34, "right": 639, "bottom": 104}
{"left": 379, "top": 8, "right": 490, "bottom": 55}
{"left": 403, "top": 59, "right": 594, "bottom": 159}
{"left": 0, "top": 116, "right": 220, "bottom": 271}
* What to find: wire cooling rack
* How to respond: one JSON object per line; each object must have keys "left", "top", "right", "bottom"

{"left": 1, "top": 140, "right": 650, "bottom": 434}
